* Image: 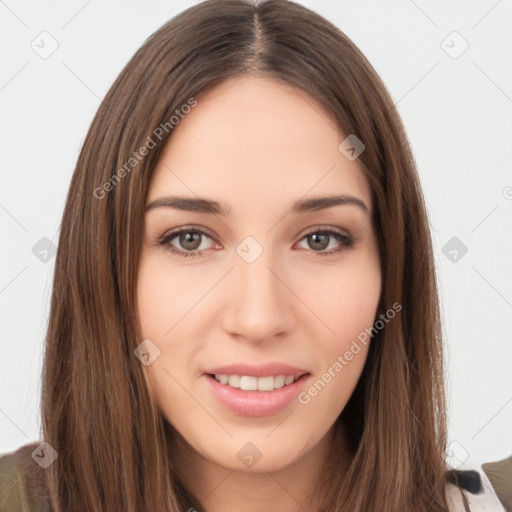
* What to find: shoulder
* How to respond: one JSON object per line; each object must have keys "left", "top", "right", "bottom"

{"left": 446, "top": 458, "right": 512, "bottom": 512}
{"left": 0, "top": 442, "right": 53, "bottom": 512}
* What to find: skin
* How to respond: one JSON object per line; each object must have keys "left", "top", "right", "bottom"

{"left": 136, "top": 75, "right": 382, "bottom": 511}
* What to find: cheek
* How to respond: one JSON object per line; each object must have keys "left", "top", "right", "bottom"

{"left": 136, "top": 253, "right": 202, "bottom": 339}
{"left": 136, "top": 253, "right": 212, "bottom": 412}
{"left": 298, "top": 251, "right": 380, "bottom": 412}
{"left": 306, "top": 253, "right": 381, "bottom": 343}
{"left": 136, "top": 236, "right": 382, "bottom": 418}
{"left": 137, "top": 256, "right": 165, "bottom": 337}
{"left": 298, "top": 306, "right": 373, "bottom": 428}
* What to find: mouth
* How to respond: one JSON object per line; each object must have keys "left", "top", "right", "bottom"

{"left": 203, "top": 371, "right": 311, "bottom": 417}
{"left": 205, "top": 372, "right": 309, "bottom": 392}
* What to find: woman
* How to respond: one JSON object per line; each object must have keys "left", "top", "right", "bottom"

{"left": 0, "top": 1, "right": 508, "bottom": 511}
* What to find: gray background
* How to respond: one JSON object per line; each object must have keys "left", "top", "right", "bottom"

{"left": 1, "top": 0, "right": 511, "bottom": 470}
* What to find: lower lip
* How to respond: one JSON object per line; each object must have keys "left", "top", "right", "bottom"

{"left": 204, "top": 374, "right": 310, "bottom": 417}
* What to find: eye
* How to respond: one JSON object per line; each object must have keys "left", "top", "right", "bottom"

{"left": 157, "top": 227, "right": 218, "bottom": 258}
{"left": 295, "top": 227, "right": 355, "bottom": 257}
{"left": 156, "top": 226, "right": 355, "bottom": 259}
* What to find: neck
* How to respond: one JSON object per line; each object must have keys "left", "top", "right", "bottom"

{"left": 168, "top": 422, "right": 351, "bottom": 512}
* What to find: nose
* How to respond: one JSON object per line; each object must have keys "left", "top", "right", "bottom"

{"left": 221, "top": 247, "right": 296, "bottom": 344}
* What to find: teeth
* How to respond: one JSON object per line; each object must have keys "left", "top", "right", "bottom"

{"left": 269, "top": 375, "right": 285, "bottom": 389}
{"left": 213, "top": 374, "right": 300, "bottom": 391}
{"left": 240, "top": 376, "right": 258, "bottom": 390}
{"left": 228, "top": 375, "right": 240, "bottom": 388}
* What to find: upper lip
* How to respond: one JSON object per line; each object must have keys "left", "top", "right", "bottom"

{"left": 204, "top": 363, "right": 309, "bottom": 379}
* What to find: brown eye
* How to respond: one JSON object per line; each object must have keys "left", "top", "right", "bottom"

{"left": 158, "top": 227, "right": 217, "bottom": 258}
{"left": 307, "top": 232, "right": 330, "bottom": 251}
{"left": 157, "top": 226, "right": 355, "bottom": 259}
{"left": 178, "top": 232, "right": 202, "bottom": 251}
{"left": 297, "top": 229, "right": 354, "bottom": 256}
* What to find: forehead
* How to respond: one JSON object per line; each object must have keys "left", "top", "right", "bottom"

{"left": 148, "top": 75, "right": 372, "bottom": 214}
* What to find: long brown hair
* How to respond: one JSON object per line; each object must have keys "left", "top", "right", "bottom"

{"left": 40, "top": 0, "right": 449, "bottom": 510}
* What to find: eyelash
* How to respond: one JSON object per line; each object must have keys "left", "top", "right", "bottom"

{"left": 156, "top": 226, "right": 355, "bottom": 259}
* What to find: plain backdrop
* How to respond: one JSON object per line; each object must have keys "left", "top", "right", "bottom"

{"left": 1, "top": 0, "right": 511, "bottom": 470}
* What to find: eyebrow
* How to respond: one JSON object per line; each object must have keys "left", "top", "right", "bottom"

{"left": 145, "top": 194, "right": 369, "bottom": 216}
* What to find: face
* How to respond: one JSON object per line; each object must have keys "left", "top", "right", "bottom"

{"left": 137, "top": 75, "right": 381, "bottom": 474}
